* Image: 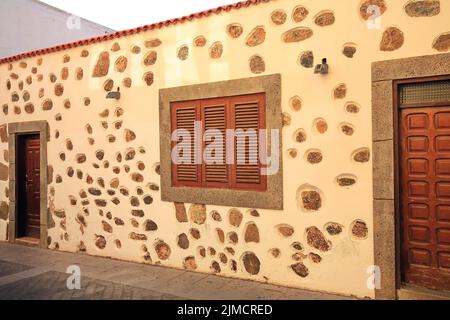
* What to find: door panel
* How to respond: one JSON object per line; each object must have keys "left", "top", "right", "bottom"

{"left": 400, "top": 107, "right": 450, "bottom": 291}
{"left": 18, "top": 135, "right": 40, "bottom": 239}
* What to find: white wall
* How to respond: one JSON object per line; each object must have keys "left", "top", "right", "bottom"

{"left": 0, "top": 0, "right": 113, "bottom": 59}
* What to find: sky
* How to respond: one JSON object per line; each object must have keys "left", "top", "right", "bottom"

{"left": 38, "top": 0, "right": 242, "bottom": 31}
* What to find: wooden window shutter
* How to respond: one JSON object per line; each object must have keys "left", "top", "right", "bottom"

{"left": 230, "top": 94, "right": 267, "bottom": 191}
{"left": 171, "top": 101, "right": 201, "bottom": 187}
{"left": 201, "top": 98, "right": 229, "bottom": 188}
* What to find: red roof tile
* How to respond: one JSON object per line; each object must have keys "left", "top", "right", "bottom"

{"left": 0, "top": 0, "right": 271, "bottom": 65}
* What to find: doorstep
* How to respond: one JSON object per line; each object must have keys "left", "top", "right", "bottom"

{"left": 13, "top": 237, "right": 40, "bottom": 247}
{"left": 397, "top": 285, "right": 450, "bottom": 300}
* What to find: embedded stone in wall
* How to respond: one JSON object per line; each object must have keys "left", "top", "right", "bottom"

{"left": 341, "top": 124, "right": 354, "bottom": 136}
{"left": 314, "top": 11, "right": 335, "bottom": 26}
{"left": 228, "top": 232, "right": 238, "bottom": 244}
{"left": 92, "top": 51, "right": 110, "bottom": 77}
{"left": 64, "top": 100, "right": 71, "bottom": 109}
{"left": 130, "top": 197, "right": 140, "bottom": 207}
{"left": 177, "top": 233, "right": 189, "bottom": 249}
{"left": 14, "top": 106, "right": 21, "bottom": 115}
{"left": 301, "top": 190, "right": 322, "bottom": 211}
{"left": 291, "top": 263, "right": 309, "bottom": 277}
{"left": 177, "top": 45, "right": 189, "bottom": 60}
{"left": 193, "top": 36, "right": 207, "bottom": 47}
{"left": 22, "top": 91, "right": 30, "bottom": 102}
{"left": 306, "top": 226, "right": 331, "bottom": 252}
{"left": 102, "top": 221, "right": 113, "bottom": 233}
{"left": 55, "top": 113, "right": 62, "bottom": 121}
{"left": 122, "top": 78, "right": 132, "bottom": 88}
{"left": 144, "top": 219, "right": 158, "bottom": 231}
{"left": 0, "top": 201, "right": 8, "bottom": 220}
{"left": 290, "top": 96, "right": 302, "bottom": 111}
{"left": 95, "top": 199, "right": 107, "bottom": 207}
{"left": 124, "top": 148, "right": 136, "bottom": 160}
{"left": 154, "top": 240, "right": 171, "bottom": 260}
{"left": 346, "top": 102, "right": 360, "bottom": 113}
{"left": 63, "top": 54, "right": 70, "bottom": 63}
{"left": 26, "top": 76, "right": 32, "bottom": 85}
{"left": 249, "top": 55, "right": 265, "bottom": 74}
{"left": 282, "top": 27, "right": 313, "bottom": 43}
{"left": 114, "top": 217, "right": 124, "bottom": 226}
{"left": 61, "top": 67, "right": 69, "bottom": 80}
{"left": 11, "top": 92, "right": 19, "bottom": 102}
{"left": 183, "top": 256, "right": 197, "bottom": 270}
{"left": 299, "top": 51, "right": 314, "bottom": 68}
{"left": 19, "top": 61, "right": 27, "bottom": 68}
{"left": 325, "top": 222, "right": 344, "bottom": 236}
{"left": 198, "top": 246, "right": 206, "bottom": 258}
{"left": 6, "top": 80, "right": 11, "bottom": 90}
{"left": 333, "top": 84, "right": 347, "bottom": 99}
{"left": 211, "top": 210, "right": 222, "bottom": 222}
{"left": 271, "top": 9, "right": 287, "bottom": 25}
{"left": 337, "top": 175, "right": 356, "bottom": 187}
{"left": 145, "top": 38, "right": 162, "bottom": 48}
{"left": 143, "top": 72, "right": 154, "bottom": 86}
{"left": 131, "top": 173, "right": 143, "bottom": 183}
{"left": 130, "top": 218, "right": 139, "bottom": 228}
{"left": 343, "top": 44, "right": 357, "bottom": 58}
{"left": 76, "top": 153, "right": 87, "bottom": 164}
{"left": 81, "top": 50, "right": 89, "bottom": 57}
{"left": 76, "top": 68, "right": 83, "bottom": 80}
{"left": 104, "top": 79, "right": 114, "bottom": 92}
{"left": 131, "top": 45, "right": 141, "bottom": 54}
{"left": 292, "top": 5, "right": 309, "bottom": 22}
{"left": 111, "top": 43, "right": 121, "bottom": 52}
{"left": 433, "top": 32, "right": 450, "bottom": 52}
{"left": 351, "top": 220, "right": 368, "bottom": 239}
{"left": 216, "top": 228, "right": 225, "bottom": 243}
{"left": 210, "top": 261, "right": 221, "bottom": 273}
{"left": 130, "top": 232, "right": 147, "bottom": 241}
{"left": 109, "top": 178, "right": 119, "bottom": 189}
{"left": 189, "top": 204, "right": 206, "bottom": 225}
{"left": 277, "top": 224, "right": 294, "bottom": 237}
{"left": 42, "top": 99, "right": 53, "bottom": 111}
{"left": 143, "top": 195, "right": 153, "bottom": 205}
{"left": 307, "top": 151, "right": 323, "bottom": 164}
{"left": 353, "top": 148, "right": 371, "bottom": 163}
{"left": 242, "top": 252, "right": 260, "bottom": 275}
{"left": 175, "top": 202, "right": 188, "bottom": 222}
{"left": 380, "top": 27, "right": 404, "bottom": 51}
{"left": 294, "top": 129, "right": 307, "bottom": 143}
{"left": 24, "top": 103, "right": 34, "bottom": 114}
{"left": 229, "top": 209, "right": 243, "bottom": 227}
{"left": 124, "top": 129, "right": 136, "bottom": 142}
{"left": 143, "top": 51, "right": 157, "bottom": 66}
{"left": 360, "top": 0, "right": 387, "bottom": 20}
{"left": 244, "top": 223, "right": 260, "bottom": 243}
{"left": 226, "top": 24, "right": 243, "bottom": 38}
{"left": 249, "top": 209, "right": 259, "bottom": 217}
{"left": 209, "top": 42, "right": 223, "bottom": 59}
{"left": 115, "top": 240, "right": 122, "bottom": 249}
{"left": 405, "top": 0, "right": 440, "bottom": 17}
{"left": 246, "top": 26, "right": 266, "bottom": 47}
{"left": 95, "top": 235, "right": 106, "bottom": 249}
{"left": 115, "top": 56, "right": 128, "bottom": 73}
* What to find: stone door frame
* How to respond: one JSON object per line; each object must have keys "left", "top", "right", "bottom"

{"left": 7, "top": 121, "right": 49, "bottom": 248}
{"left": 372, "top": 52, "right": 450, "bottom": 300}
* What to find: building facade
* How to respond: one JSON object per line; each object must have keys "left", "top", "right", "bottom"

{"left": 0, "top": 0, "right": 113, "bottom": 59}
{"left": 0, "top": 0, "right": 449, "bottom": 299}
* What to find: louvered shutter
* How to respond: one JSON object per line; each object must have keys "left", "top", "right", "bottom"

{"left": 230, "top": 94, "right": 267, "bottom": 191}
{"left": 171, "top": 101, "right": 201, "bottom": 187}
{"left": 201, "top": 98, "right": 229, "bottom": 188}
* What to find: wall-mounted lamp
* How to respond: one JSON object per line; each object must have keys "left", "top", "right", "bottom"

{"left": 106, "top": 87, "right": 121, "bottom": 100}
{"left": 314, "top": 58, "right": 329, "bottom": 75}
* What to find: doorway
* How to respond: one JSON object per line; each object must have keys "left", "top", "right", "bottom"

{"left": 17, "top": 134, "right": 41, "bottom": 240}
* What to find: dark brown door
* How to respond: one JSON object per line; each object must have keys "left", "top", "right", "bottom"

{"left": 18, "top": 134, "right": 40, "bottom": 239}
{"left": 400, "top": 107, "right": 450, "bottom": 291}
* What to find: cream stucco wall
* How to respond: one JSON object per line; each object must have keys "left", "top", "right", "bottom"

{"left": 1, "top": 0, "right": 449, "bottom": 299}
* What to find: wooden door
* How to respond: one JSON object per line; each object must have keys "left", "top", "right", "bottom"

{"left": 400, "top": 107, "right": 450, "bottom": 291}
{"left": 18, "top": 134, "right": 40, "bottom": 239}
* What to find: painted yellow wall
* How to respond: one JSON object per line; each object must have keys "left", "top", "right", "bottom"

{"left": 0, "top": 0, "right": 449, "bottom": 298}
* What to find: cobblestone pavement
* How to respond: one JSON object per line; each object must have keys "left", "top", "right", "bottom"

{"left": 0, "top": 242, "right": 353, "bottom": 300}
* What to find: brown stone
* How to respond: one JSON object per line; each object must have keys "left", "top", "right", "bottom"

{"left": 143, "top": 195, "right": 153, "bottom": 205}
{"left": 188, "top": 228, "right": 200, "bottom": 240}
{"left": 346, "top": 103, "right": 360, "bottom": 113}
{"left": 13, "top": 106, "right": 21, "bottom": 115}
{"left": 144, "top": 219, "right": 158, "bottom": 231}
{"left": 246, "top": 26, "right": 266, "bottom": 47}
{"left": 114, "top": 217, "right": 124, "bottom": 226}
{"left": 154, "top": 240, "right": 171, "bottom": 260}
{"left": 130, "top": 232, "right": 147, "bottom": 241}
{"left": 131, "top": 45, "right": 141, "bottom": 54}
{"left": 75, "top": 153, "right": 86, "bottom": 164}
{"left": 229, "top": 208, "right": 243, "bottom": 227}
{"left": 61, "top": 67, "right": 69, "bottom": 80}
{"left": 270, "top": 248, "right": 281, "bottom": 258}
{"left": 104, "top": 79, "right": 114, "bottom": 92}
{"left": 22, "top": 91, "right": 30, "bottom": 102}
{"left": 341, "top": 124, "right": 354, "bottom": 136}
{"left": 210, "top": 210, "right": 222, "bottom": 222}
{"left": 380, "top": 27, "right": 404, "bottom": 51}
{"left": 11, "top": 93, "right": 19, "bottom": 102}
{"left": 228, "top": 232, "right": 238, "bottom": 244}
{"left": 307, "top": 151, "right": 323, "bottom": 164}
{"left": 249, "top": 209, "right": 259, "bottom": 217}
{"left": 194, "top": 36, "right": 207, "bottom": 47}
{"left": 63, "top": 55, "right": 70, "bottom": 63}
{"left": 210, "top": 261, "right": 221, "bottom": 273}
{"left": 145, "top": 39, "right": 162, "bottom": 48}
{"left": 326, "top": 223, "right": 343, "bottom": 236}
{"left": 42, "top": 99, "right": 53, "bottom": 111}
{"left": 174, "top": 202, "right": 188, "bottom": 222}
{"left": 143, "top": 51, "right": 157, "bottom": 66}
{"left": 299, "top": 51, "right": 314, "bottom": 68}
{"left": 209, "top": 42, "right": 223, "bottom": 59}
{"left": 183, "top": 256, "right": 197, "bottom": 270}
{"left": 0, "top": 163, "right": 8, "bottom": 181}
{"left": 271, "top": 9, "right": 287, "bottom": 25}
{"left": 292, "top": 6, "right": 309, "bottom": 22}
{"left": 219, "top": 253, "right": 228, "bottom": 264}
{"left": 291, "top": 262, "right": 309, "bottom": 277}
{"left": 177, "top": 45, "right": 189, "bottom": 60}
{"left": 75, "top": 67, "right": 83, "bottom": 80}
{"left": 23, "top": 102, "right": 34, "bottom": 115}
{"left": 143, "top": 72, "right": 154, "bottom": 86}
{"left": 84, "top": 97, "right": 91, "bottom": 106}
{"left": 244, "top": 223, "right": 260, "bottom": 243}
{"left": 198, "top": 246, "right": 206, "bottom": 257}
{"left": 95, "top": 199, "right": 107, "bottom": 207}
{"left": 306, "top": 226, "right": 331, "bottom": 252}
{"left": 92, "top": 52, "right": 110, "bottom": 77}
{"left": 295, "top": 130, "right": 307, "bottom": 143}
{"left": 130, "top": 218, "right": 139, "bottom": 228}
{"left": 122, "top": 77, "right": 132, "bottom": 88}
{"left": 190, "top": 204, "right": 206, "bottom": 224}
{"left": 314, "top": 11, "right": 335, "bottom": 26}
{"left": 177, "top": 233, "right": 189, "bottom": 249}
{"left": 216, "top": 228, "right": 225, "bottom": 243}
{"left": 433, "top": 32, "right": 450, "bottom": 52}
{"left": 102, "top": 221, "right": 113, "bottom": 233}
{"left": 354, "top": 149, "right": 371, "bottom": 163}
{"left": 249, "top": 55, "right": 265, "bottom": 74}
{"left": 343, "top": 45, "right": 357, "bottom": 58}
{"left": 301, "top": 191, "right": 322, "bottom": 211}
{"left": 226, "top": 24, "right": 243, "bottom": 38}
{"left": 131, "top": 173, "right": 143, "bottom": 183}
{"left": 111, "top": 43, "right": 121, "bottom": 52}
{"left": 277, "top": 224, "right": 294, "bottom": 237}
{"left": 0, "top": 201, "right": 8, "bottom": 220}
{"left": 282, "top": 27, "right": 313, "bottom": 43}
{"left": 352, "top": 220, "right": 369, "bottom": 239}
{"left": 81, "top": 50, "right": 89, "bottom": 57}
{"left": 242, "top": 252, "right": 260, "bottom": 275}
{"left": 291, "top": 96, "right": 302, "bottom": 111}
{"left": 114, "top": 56, "right": 128, "bottom": 73}
{"left": 130, "top": 196, "right": 140, "bottom": 207}
{"left": 405, "top": 0, "right": 440, "bottom": 17}
{"left": 95, "top": 235, "right": 106, "bottom": 249}
{"left": 360, "top": 0, "right": 387, "bottom": 20}
{"left": 131, "top": 209, "right": 144, "bottom": 217}
{"left": 124, "top": 149, "right": 136, "bottom": 161}
{"left": 334, "top": 84, "right": 347, "bottom": 99}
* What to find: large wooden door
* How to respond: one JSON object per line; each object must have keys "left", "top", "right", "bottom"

{"left": 400, "top": 107, "right": 450, "bottom": 291}
{"left": 18, "top": 134, "right": 41, "bottom": 239}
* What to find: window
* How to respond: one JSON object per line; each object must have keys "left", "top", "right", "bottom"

{"left": 159, "top": 74, "right": 283, "bottom": 210}
{"left": 171, "top": 93, "right": 267, "bottom": 191}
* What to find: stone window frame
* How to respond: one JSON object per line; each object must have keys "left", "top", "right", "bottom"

{"left": 159, "top": 74, "right": 283, "bottom": 210}
{"left": 7, "top": 121, "right": 49, "bottom": 248}
{"left": 372, "top": 52, "right": 450, "bottom": 300}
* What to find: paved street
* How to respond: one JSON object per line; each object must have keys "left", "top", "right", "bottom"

{"left": 0, "top": 242, "right": 352, "bottom": 300}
